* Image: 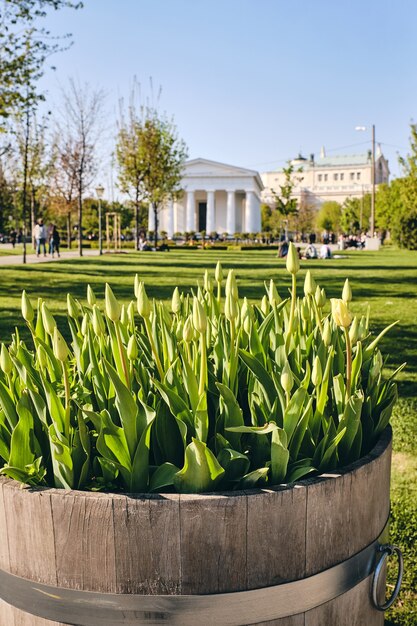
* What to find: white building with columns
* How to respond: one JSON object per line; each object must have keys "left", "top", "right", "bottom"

{"left": 151, "top": 158, "right": 263, "bottom": 236}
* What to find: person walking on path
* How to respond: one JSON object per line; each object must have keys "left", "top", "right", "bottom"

{"left": 49, "top": 224, "right": 61, "bottom": 258}
{"left": 34, "top": 219, "right": 47, "bottom": 257}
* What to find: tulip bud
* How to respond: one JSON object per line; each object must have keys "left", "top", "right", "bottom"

{"left": 286, "top": 242, "right": 300, "bottom": 275}
{"left": 172, "top": 287, "right": 181, "bottom": 314}
{"left": 260, "top": 295, "right": 269, "bottom": 316}
{"left": 358, "top": 316, "right": 367, "bottom": 340}
{"left": 67, "top": 293, "right": 79, "bottom": 319}
{"left": 311, "top": 356, "right": 322, "bottom": 387}
{"left": 120, "top": 304, "right": 129, "bottom": 326}
{"left": 323, "top": 318, "right": 332, "bottom": 346}
{"left": 21, "top": 290, "right": 34, "bottom": 323}
{"left": 268, "top": 279, "right": 281, "bottom": 305}
{"left": 224, "top": 292, "right": 239, "bottom": 322}
{"left": 241, "top": 297, "right": 252, "bottom": 334}
{"left": 349, "top": 316, "right": 359, "bottom": 344}
{"left": 105, "top": 284, "right": 121, "bottom": 322}
{"left": 36, "top": 344, "right": 48, "bottom": 368}
{"left": 215, "top": 261, "right": 223, "bottom": 282}
{"left": 92, "top": 305, "right": 106, "bottom": 336}
{"left": 370, "top": 350, "right": 383, "bottom": 379}
{"left": 87, "top": 284, "right": 96, "bottom": 306}
{"left": 225, "top": 270, "right": 238, "bottom": 299}
{"left": 137, "top": 282, "right": 151, "bottom": 319}
{"left": 280, "top": 362, "right": 294, "bottom": 393}
{"left": 319, "top": 288, "right": 327, "bottom": 308}
{"left": 176, "top": 319, "right": 184, "bottom": 340}
{"left": 342, "top": 278, "right": 352, "bottom": 303}
{"left": 127, "top": 300, "right": 136, "bottom": 327}
{"left": 192, "top": 297, "right": 207, "bottom": 334}
{"left": 127, "top": 335, "right": 138, "bottom": 361}
{"left": 183, "top": 316, "right": 194, "bottom": 343}
{"left": 134, "top": 274, "right": 141, "bottom": 298}
{"left": 41, "top": 303, "right": 56, "bottom": 336}
{"left": 53, "top": 327, "right": 70, "bottom": 362}
{"left": 0, "top": 344, "right": 13, "bottom": 375}
{"left": 304, "top": 270, "right": 316, "bottom": 297}
{"left": 81, "top": 313, "right": 89, "bottom": 336}
{"left": 331, "top": 298, "right": 352, "bottom": 329}
{"left": 301, "top": 298, "right": 310, "bottom": 322}
{"left": 204, "top": 270, "right": 212, "bottom": 293}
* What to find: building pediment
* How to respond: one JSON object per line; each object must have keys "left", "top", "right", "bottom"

{"left": 184, "top": 158, "right": 263, "bottom": 190}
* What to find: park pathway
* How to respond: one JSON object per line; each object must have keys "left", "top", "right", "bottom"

{"left": 0, "top": 248, "right": 100, "bottom": 266}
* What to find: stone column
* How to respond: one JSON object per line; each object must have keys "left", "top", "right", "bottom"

{"left": 226, "top": 190, "right": 236, "bottom": 235}
{"left": 167, "top": 199, "right": 174, "bottom": 238}
{"left": 245, "top": 190, "right": 258, "bottom": 234}
{"left": 148, "top": 203, "right": 155, "bottom": 232}
{"left": 186, "top": 190, "right": 195, "bottom": 232}
{"left": 206, "top": 190, "right": 215, "bottom": 234}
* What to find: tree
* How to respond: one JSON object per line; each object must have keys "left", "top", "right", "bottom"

{"left": 116, "top": 107, "right": 188, "bottom": 250}
{"left": 316, "top": 201, "right": 342, "bottom": 234}
{"left": 342, "top": 194, "right": 371, "bottom": 234}
{"left": 54, "top": 80, "right": 104, "bottom": 255}
{"left": 141, "top": 113, "right": 188, "bottom": 249}
{"left": 116, "top": 86, "right": 148, "bottom": 250}
{"left": 0, "top": 0, "right": 82, "bottom": 126}
{"left": 12, "top": 112, "right": 50, "bottom": 242}
{"left": 270, "top": 162, "right": 303, "bottom": 240}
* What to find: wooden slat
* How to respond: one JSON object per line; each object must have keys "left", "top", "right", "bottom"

{"left": 179, "top": 492, "right": 247, "bottom": 594}
{"left": 113, "top": 493, "right": 181, "bottom": 594}
{"left": 51, "top": 490, "right": 116, "bottom": 593}
{"left": 246, "top": 485, "right": 307, "bottom": 588}
{"left": 3, "top": 484, "right": 57, "bottom": 585}
{"left": 304, "top": 471, "right": 352, "bottom": 576}
{"left": 348, "top": 436, "right": 391, "bottom": 555}
{"left": 0, "top": 478, "right": 11, "bottom": 572}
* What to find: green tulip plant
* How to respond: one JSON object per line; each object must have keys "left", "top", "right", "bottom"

{"left": 0, "top": 245, "right": 402, "bottom": 493}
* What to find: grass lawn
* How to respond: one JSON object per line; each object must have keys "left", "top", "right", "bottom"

{"left": 0, "top": 246, "right": 415, "bottom": 624}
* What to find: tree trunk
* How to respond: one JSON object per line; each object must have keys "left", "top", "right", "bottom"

{"left": 135, "top": 199, "right": 139, "bottom": 251}
{"left": 153, "top": 203, "right": 158, "bottom": 250}
{"left": 30, "top": 186, "right": 36, "bottom": 248}
{"left": 67, "top": 211, "right": 71, "bottom": 250}
{"left": 78, "top": 186, "right": 83, "bottom": 257}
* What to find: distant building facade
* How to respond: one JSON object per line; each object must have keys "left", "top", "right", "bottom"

{"left": 261, "top": 146, "right": 390, "bottom": 208}
{"left": 154, "top": 158, "right": 263, "bottom": 236}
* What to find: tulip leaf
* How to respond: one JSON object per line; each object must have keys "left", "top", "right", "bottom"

{"left": 216, "top": 382, "right": 244, "bottom": 450}
{"left": 217, "top": 448, "right": 250, "bottom": 482}
{"left": 149, "top": 462, "right": 179, "bottom": 492}
{"left": 174, "top": 438, "right": 225, "bottom": 493}
{"left": 238, "top": 349, "right": 276, "bottom": 409}
{"left": 0, "top": 380, "right": 18, "bottom": 429}
{"left": 130, "top": 416, "right": 155, "bottom": 492}
{"left": 238, "top": 467, "right": 269, "bottom": 488}
{"left": 271, "top": 427, "right": 289, "bottom": 484}
{"left": 104, "top": 360, "right": 138, "bottom": 459}
{"left": 283, "top": 387, "right": 308, "bottom": 442}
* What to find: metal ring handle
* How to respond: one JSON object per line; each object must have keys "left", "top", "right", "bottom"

{"left": 372, "top": 544, "right": 404, "bottom": 611}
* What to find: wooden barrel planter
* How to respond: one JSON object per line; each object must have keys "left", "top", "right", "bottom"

{"left": 0, "top": 426, "right": 394, "bottom": 626}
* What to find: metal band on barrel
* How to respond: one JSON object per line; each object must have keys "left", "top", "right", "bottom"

{"left": 0, "top": 518, "right": 390, "bottom": 626}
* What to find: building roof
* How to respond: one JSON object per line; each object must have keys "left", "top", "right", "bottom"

{"left": 314, "top": 153, "right": 371, "bottom": 167}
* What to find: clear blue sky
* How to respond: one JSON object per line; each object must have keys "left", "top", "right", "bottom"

{"left": 39, "top": 0, "right": 417, "bottom": 188}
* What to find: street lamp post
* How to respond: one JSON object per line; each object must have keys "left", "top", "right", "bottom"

{"left": 95, "top": 184, "right": 105, "bottom": 256}
{"left": 355, "top": 125, "right": 376, "bottom": 236}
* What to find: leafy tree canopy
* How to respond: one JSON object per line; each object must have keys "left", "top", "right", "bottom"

{"left": 0, "top": 0, "right": 82, "bottom": 121}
